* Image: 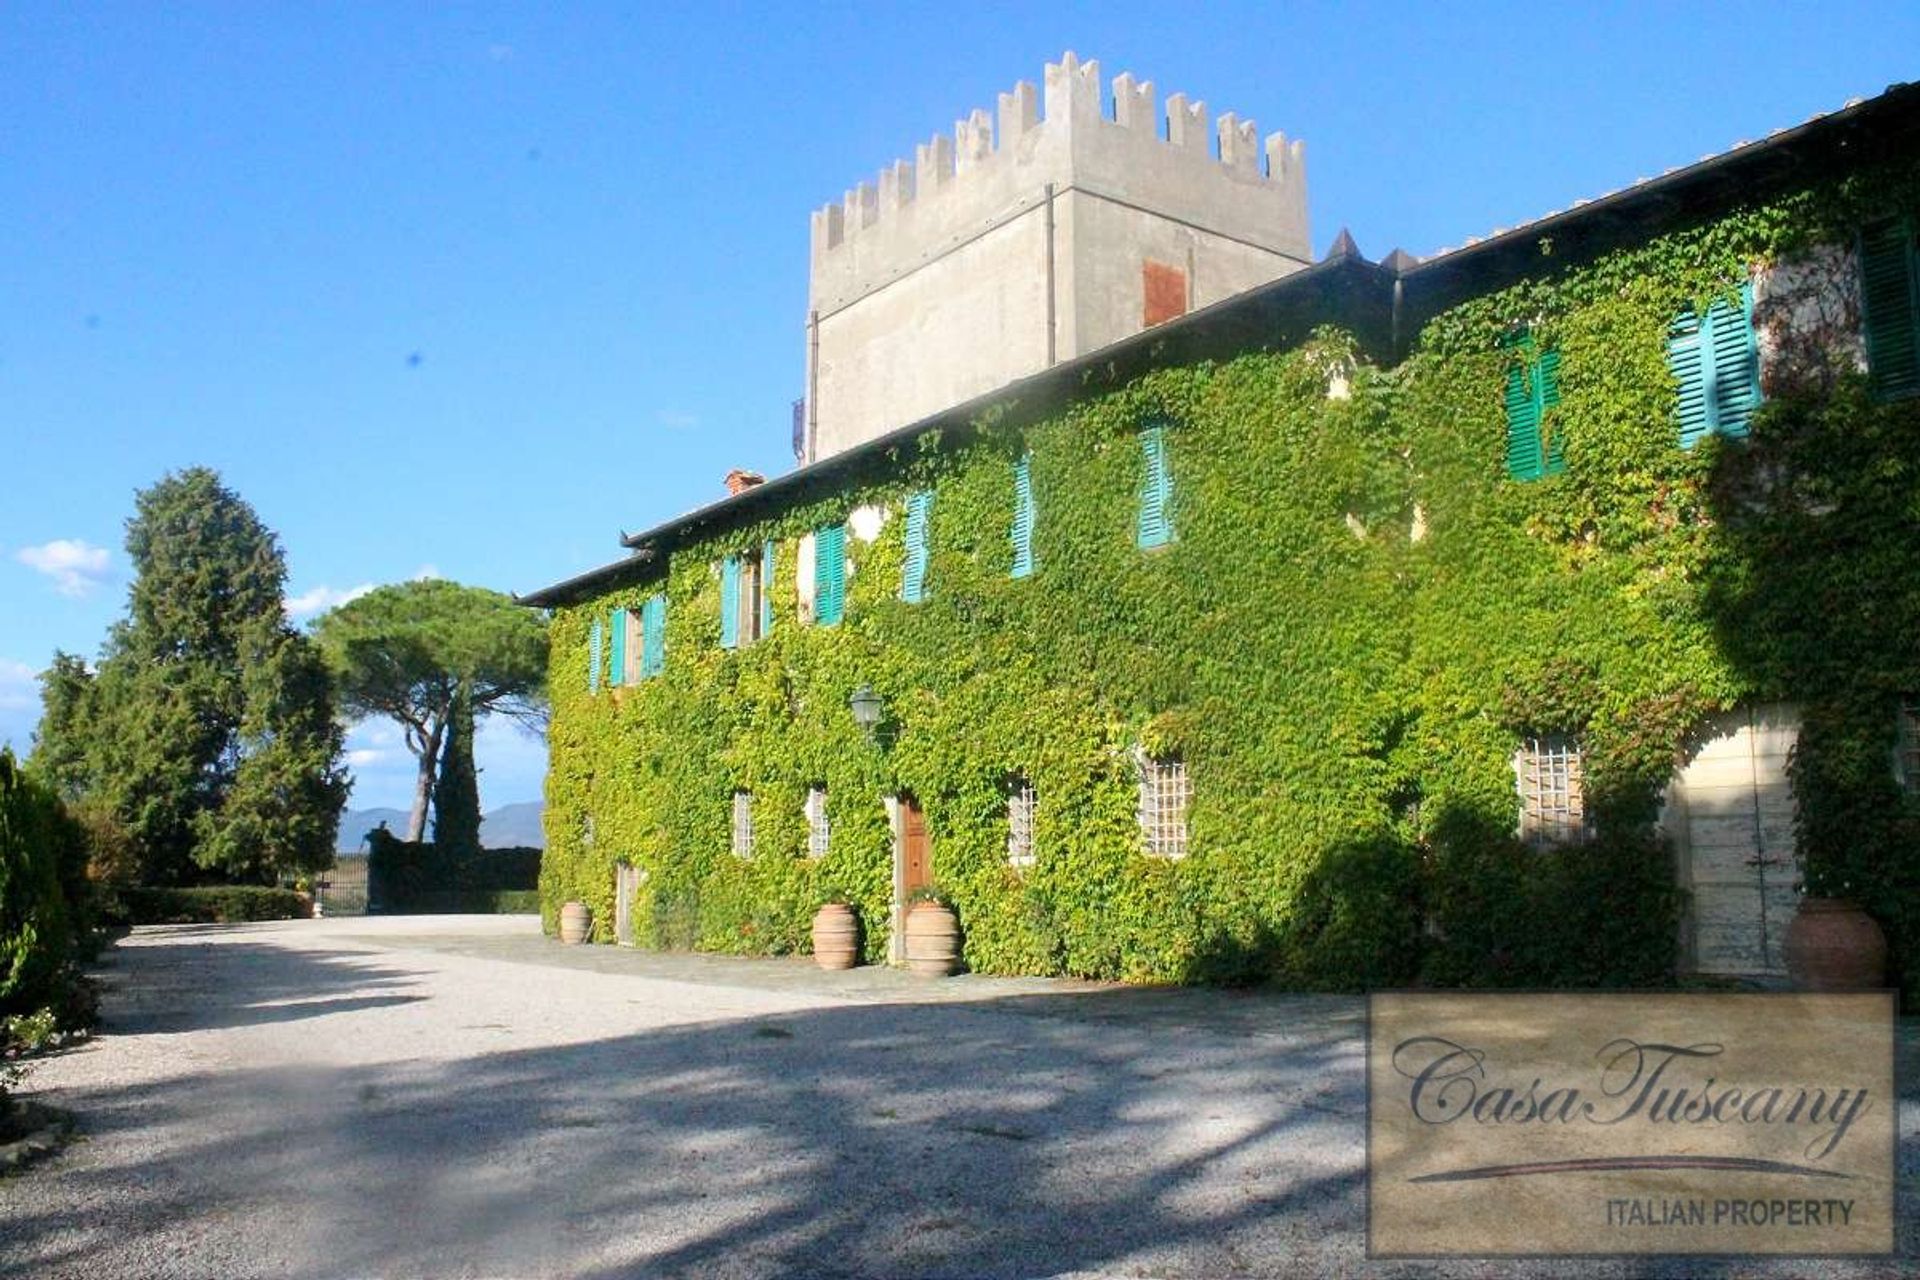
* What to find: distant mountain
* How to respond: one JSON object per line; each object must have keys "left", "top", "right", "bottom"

{"left": 335, "top": 802, "right": 546, "bottom": 853}
{"left": 480, "top": 801, "right": 546, "bottom": 850}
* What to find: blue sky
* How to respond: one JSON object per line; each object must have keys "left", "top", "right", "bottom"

{"left": 2, "top": 2, "right": 1914, "bottom": 810}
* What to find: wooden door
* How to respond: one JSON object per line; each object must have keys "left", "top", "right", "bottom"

{"left": 899, "top": 796, "right": 931, "bottom": 899}
{"left": 614, "top": 862, "right": 640, "bottom": 947}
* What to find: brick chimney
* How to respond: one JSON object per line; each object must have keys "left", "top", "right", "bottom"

{"left": 724, "top": 468, "right": 766, "bottom": 496}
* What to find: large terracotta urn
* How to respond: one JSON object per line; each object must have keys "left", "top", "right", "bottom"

{"left": 904, "top": 900, "right": 960, "bottom": 977}
{"left": 559, "top": 900, "right": 592, "bottom": 945}
{"left": 811, "top": 903, "right": 860, "bottom": 970}
{"left": 1783, "top": 897, "right": 1887, "bottom": 991}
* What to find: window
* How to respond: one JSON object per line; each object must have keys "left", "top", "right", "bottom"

{"left": 639, "top": 593, "right": 666, "bottom": 677}
{"left": 606, "top": 607, "right": 631, "bottom": 686}
{"left": 1011, "top": 454, "right": 1035, "bottom": 578}
{"left": 1137, "top": 754, "right": 1190, "bottom": 859}
{"left": 731, "top": 790, "right": 754, "bottom": 858}
{"left": 1516, "top": 735, "right": 1588, "bottom": 845}
{"left": 588, "top": 617, "right": 604, "bottom": 694}
{"left": 721, "top": 552, "right": 765, "bottom": 648}
{"left": 1143, "top": 260, "right": 1189, "bottom": 327}
{"left": 814, "top": 524, "right": 847, "bottom": 626}
{"left": 1137, "top": 422, "right": 1175, "bottom": 549}
{"left": 902, "top": 490, "right": 932, "bottom": 603}
{"left": 1897, "top": 702, "right": 1920, "bottom": 793}
{"left": 1668, "top": 282, "right": 1760, "bottom": 446}
{"left": 1007, "top": 777, "right": 1036, "bottom": 867}
{"left": 1860, "top": 216, "right": 1919, "bottom": 400}
{"left": 1503, "top": 334, "right": 1563, "bottom": 481}
{"left": 805, "top": 785, "right": 830, "bottom": 858}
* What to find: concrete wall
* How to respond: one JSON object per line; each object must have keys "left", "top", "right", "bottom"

{"left": 804, "top": 53, "right": 1311, "bottom": 462}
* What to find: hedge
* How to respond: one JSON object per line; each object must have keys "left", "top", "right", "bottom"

{"left": 102, "top": 885, "right": 311, "bottom": 925}
{"left": 365, "top": 827, "right": 540, "bottom": 914}
{"left": 0, "top": 751, "right": 83, "bottom": 1015}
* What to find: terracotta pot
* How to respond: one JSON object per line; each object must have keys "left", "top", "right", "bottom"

{"left": 1783, "top": 897, "right": 1887, "bottom": 991}
{"left": 904, "top": 901, "right": 960, "bottom": 977}
{"left": 559, "top": 900, "right": 592, "bottom": 946}
{"left": 812, "top": 903, "right": 860, "bottom": 970}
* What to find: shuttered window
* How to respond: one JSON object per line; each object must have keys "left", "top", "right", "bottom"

{"left": 1861, "top": 216, "right": 1920, "bottom": 401}
{"left": 1011, "top": 454, "right": 1036, "bottom": 578}
{"left": 640, "top": 593, "right": 666, "bottom": 677}
{"left": 719, "top": 557, "right": 741, "bottom": 648}
{"left": 902, "top": 490, "right": 932, "bottom": 603}
{"left": 1502, "top": 336, "right": 1563, "bottom": 481}
{"left": 1137, "top": 423, "right": 1174, "bottom": 548}
{"left": 588, "top": 618, "right": 604, "bottom": 694}
{"left": 607, "top": 608, "right": 629, "bottom": 688}
{"left": 1668, "top": 282, "right": 1759, "bottom": 447}
{"left": 760, "top": 540, "right": 776, "bottom": 637}
{"left": 731, "top": 790, "right": 754, "bottom": 858}
{"left": 1006, "top": 778, "right": 1036, "bottom": 867}
{"left": 814, "top": 524, "right": 847, "bottom": 626}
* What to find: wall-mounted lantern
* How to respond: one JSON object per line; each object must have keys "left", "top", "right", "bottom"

{"left": 849, "top": 682, "right": 884, "bottom": 742}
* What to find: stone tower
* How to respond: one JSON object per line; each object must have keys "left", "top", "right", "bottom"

{"left": 799, "top": 52, "right": 1310, "bottom": 462}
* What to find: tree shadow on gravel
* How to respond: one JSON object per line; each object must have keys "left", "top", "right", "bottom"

{"left": 97, "top": 943, "right": 425, "bottom": 1034}
{"left": 6, "top": 982, "right": 1916, "bottom": 1280}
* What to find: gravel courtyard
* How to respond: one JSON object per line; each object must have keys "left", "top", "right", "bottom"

{"left": 1, "top": 918, "right": 1914, "bottom": 1279}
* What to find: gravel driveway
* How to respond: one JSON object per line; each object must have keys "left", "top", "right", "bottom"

{"left": 0, "top": 918, "right": 1912, "bottom": 1279}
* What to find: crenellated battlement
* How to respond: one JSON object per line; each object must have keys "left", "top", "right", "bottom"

{"left": 810, "top": 52, "right": 1309, "bottom": 262}
{"left": 804, "top": 51, "right": 1313, "bottom": 464}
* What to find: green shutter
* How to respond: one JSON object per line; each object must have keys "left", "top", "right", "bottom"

{"left": 1861, "top": 217, "right": 1920, "bottom": 400}
{"left": 1670, "top": 283, "right": 1761, "bottom": 447}
{"left": 1537, "top": 347, "right": 1564, "bottom": 476}
{"left": 641, "top": 594, "right": 666, "bottom": 676}
{"left": 760, "top": 540, "right": 775, "bottom": 636}
{"left": 1137, "top": 423, "right": 1174, "bottom": 548}
{"left": 1502, "top": 337, "right": 1560, "bottom": 480}
{"left": 1668, "top": 310, "right": 1709, "bottom": 448}
{"left": 588, "top": 618, "right": 604, "bottom": 694}
{"left": 1707, "top": 282, "right": 1759, "bottom": 439}
{"left": 1011, "top": 454, "right": 1035, "bottom": 578}
{"left": 902, "top": 491, "right": 931, "bottom": 603}
{"left": 719, "top": 557, "right": 740, "bottom": 649}
{"left": 815, "top": 524, "right": 846, "bottom": 626}
{"left": 607, "top": 608, "right": 628, "bottom": 687}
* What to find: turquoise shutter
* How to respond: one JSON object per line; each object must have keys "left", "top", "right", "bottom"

{"left": 1137, "top": 423, "right": 1173, "bottom": 548}
{"left": 719, "top": 557, "right": 740, "bottom": 649}
{"left": 1503, "top": 359, "right": 1542, "bottom": 480}
{"left": 1010, "top": 454, "right": 1035, "bottom": 578}
{"left": 1861, "top": 217, "right": 1919, "bottom": 400}
{"left": 588, "top": 618, "right": 604, "bottom": 693}
{"left": 1706, "top": 282, "right": 1759, "bottom": 439}
{"left": 1537, "top": 347, "right": 1564, "bottom": 476}
{"left": 815, "top": 525, "right": 846, "bottom": 626}
{"left": 1502, "top": 339, "right": 1560, "bottom": 480}
{"left": 760, "top": 540, "right": 775, "bottom": 636}
{"left": 902, "top": 490, "right": 931, "bottom": 603}
{"left": 607, "top": 608, "right": 628, "bottom": 687}
{"left": 641, "top": 594, "right": 666, "bottom": 676}
{"left": 1668, "top": 309, "right": 1709, "bottom": 448}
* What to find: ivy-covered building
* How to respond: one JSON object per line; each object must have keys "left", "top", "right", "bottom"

{"left": 522, "top": 72, "right": 1920, "bottom": 993}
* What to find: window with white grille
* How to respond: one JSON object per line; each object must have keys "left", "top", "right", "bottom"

{"left": 1007, "top": 778, "right": 1036, "bottom": 867}
{"left": 1138, "top": 755, "right": 1190, "bottom": 859}
{"left": 730, "top": 790, "right": 754, "bottom": 858}
{"left": 1517, "top": 735, "right": 1587, "bottom": 844}
{"left": 806, "top": 785, "right": 830, "bottom": 858}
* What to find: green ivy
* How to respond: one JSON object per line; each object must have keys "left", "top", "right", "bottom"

{"left": 539, "top": 155, "right": 1920, "bottom": 993}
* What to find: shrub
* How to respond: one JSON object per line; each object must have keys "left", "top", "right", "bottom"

{"left": 365, "top": 827, "right": 540, "bottom": 914}
{"left": 0, "top": 751, "right": 80, "bottom": 1017}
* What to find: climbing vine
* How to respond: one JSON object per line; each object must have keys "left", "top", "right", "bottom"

{"left": 540, "top": 154, "right": 1920, "bottom": 994}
